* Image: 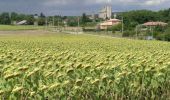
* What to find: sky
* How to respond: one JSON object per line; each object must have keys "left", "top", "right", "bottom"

{"left": 0, "top": 0, "right": 169, "bottom": 16}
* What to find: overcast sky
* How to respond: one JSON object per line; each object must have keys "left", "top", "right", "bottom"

{"left": 0, "top": 0, "right": 169, "bottom": 16}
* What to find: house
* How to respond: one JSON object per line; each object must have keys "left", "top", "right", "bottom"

{"left": 137, "top": 21, "right": 168, "bottom": 40}
{"left": 16, "top": 20, "right": 27, "bottom": 25}
{"left": 143, "top": 21, "right": 168, "bottom": 27}
{"left": 98, "top": 19, "right": 121, "bottom": 30}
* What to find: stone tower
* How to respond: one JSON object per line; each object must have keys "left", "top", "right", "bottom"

{"left": 99, "top": 0, "right": 112, "bottom": 20}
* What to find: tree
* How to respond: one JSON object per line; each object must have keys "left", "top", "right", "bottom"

{"left": 158, "top": 8, "right": 170, "bottom": 22}
{"left": 40, "top": 13, "right": 45, "bottom": 18}
{"left": 0, "top": 12, "right": 11, "bottom": 25}
{"left": 81, "top": 13, "right": 92, "bottom": 26}
{"left": 81, "top": 13, "right": 87, "bottom": 26}
{"left": 11, "top": 12, "right": 18, "bottom": 21}
{"left": 110, "top": 24, "right": 122, "bottom": 33}
{"left": 38, "top": 18, "right": 45, "bottom": 26}
{"left": 37, "top": 13, "right": 46, "bottom": 25}
{"left": 163, "top": 27, "right": 170, "bottom": 41}
{"left": 67, "top": 19, "right": 77, "bottom": 26}
{"left": 25, "top": 15, "right": 35, "bottom": 25}
{"left": 62, "top": 16, "right": 67, "bottom": 20}
{"left": 120, "top": 10, "right": 160, "bottom": 30}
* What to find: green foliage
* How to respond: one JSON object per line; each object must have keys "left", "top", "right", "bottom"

{"left": 38, "top": 18, "right": 45, "bottom": 26}
{"left": 164, "top": 33, "right": 170, "bottom": 41}
{"left": 158, "top": 8, "right": 170, "bottom": 22}
{"left": 11, "top": 12, "right": 18, "bottom": 21}
{"left": 81, "top": 13, "right": 88, "bottom": 26}
{"left": 155, "top": 33, "right": 165, "bottom": 40}
{"left": 123, "top": 30, "right": 136, "bottom": 37}
{"left": 117, "top": 9, "right": 170, "bottom": 41}
{"left": 10, "top": 13, "right": 28, "bottom": 23}
{"left": 83, "top": 28, "right": 96, "bottom": 32}
{"left": 0, "top": 12, "right": 11, "bottom": 25}
{"left": 25, "top": 15, "right": 35, "bottom": 25}
{"left": 164, "top": 27, "right": 170, "bottom": 41}
{"left": 155, "top": 27, "right": 170, "bottom": 41}
{"left": 67, "top": 19, "right": 78, "bottom": 27}
{"left": 86, "top": 22, "right": 97, "bottom": 27}
{"left": 118, "top": 9, "right": 169, "bottom": 29}
{"left": 81, "top": 13, "right": 92, "bottom": 26}
{"left": 122, "top": 10, "right": 159, "bottom": 24}
{"left": 0, "top": 12, "right": 42, "bottom": 25}
{"left": 40, "top": 12, "right": 46, "bottom": 18}
{"left": 155, "top": 26, "right": 167, "bottom": 33}
{"left": 109, "top": 23, "right": 122, "bottom": 33}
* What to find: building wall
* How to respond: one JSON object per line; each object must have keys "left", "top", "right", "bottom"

{"left": 99, "top": 5, "right": 112, "bottom": 20}
{"left": 100, "top": 25, "right": 112, "bottom": 30}
{"left": 99, "top": 21, "right": 121, "bottom": 30}
{"left": 106, "top": 6, "right": 112, "bottom": 19}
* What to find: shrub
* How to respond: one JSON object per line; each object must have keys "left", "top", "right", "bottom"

{"left": 109, "top": 24, "right": 122, "bottom": 33}
{"left": 155, "top": 33, "right": 165, "bottom": 40}
{"left": 123, "top": 30, "right": 136, "bottom": 37}
{"left": 164, "top": 32, "right": 170, "bottom": 41}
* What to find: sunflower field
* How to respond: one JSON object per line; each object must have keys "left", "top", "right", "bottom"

{"left": 0, "top": 33, "right": 170, "bottom": 100}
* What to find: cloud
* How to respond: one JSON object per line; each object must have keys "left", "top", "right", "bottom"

{"left": 144, "top": 0, "right": 168, "bottom": 6}
{"left": 0, "top": 0, "right": 169, "bottom": 15}
{"left": 43, "top": 0, "right": 73, "bottom": 6}
{"left": 43, "top": 0, "right": 169, "bottom": 7}
{"left": 43, "top": 0, "right": 108, "bottom": 5}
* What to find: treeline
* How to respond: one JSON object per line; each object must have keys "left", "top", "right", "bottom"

{"left": 0, "top": 12, "right": 36, "bottom": 25}
{"left": 113, "top": 8, "right": 170, "bottom": 41}
{"left": 0, "top": 12, "right": 64, "bottom": 26}
{"left": 118, "top": 9, "right": 170, "bottom": 30}
{"left": 0, "top": 12, "right": 94, "bottom": 27}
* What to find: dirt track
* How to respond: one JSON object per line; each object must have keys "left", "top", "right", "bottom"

{"left": 0, "top": 30, "right": 52, "bottom": 35}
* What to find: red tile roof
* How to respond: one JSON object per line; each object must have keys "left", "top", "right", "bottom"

{"left": 143, "top": 22, "right": 168, "bottom": 26}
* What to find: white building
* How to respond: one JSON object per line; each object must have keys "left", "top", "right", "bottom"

{"left": 98, "top": 19, "right": 121, "bottom": 30}
{"left": 99, "top": 5, "right": 112, "bottom": 20}
{"left": 16, "top": 20, "right": 27, "bottom": 25}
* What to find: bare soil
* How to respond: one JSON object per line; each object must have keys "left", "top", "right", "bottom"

{"left": 0, "top": 30, "right": 52, "bottom": 35}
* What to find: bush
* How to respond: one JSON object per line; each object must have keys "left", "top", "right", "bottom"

{"left": 83, "top": 28, "right": 96, "bottom": 32}
{"left": 163, "top": 27, "right": 170, "bottom": 41}
{"left": 123, "top": 30, "right": 136, "bottom": 37}
{"left": 155, "top": 26, "right": 167, "bottom": 33}
{"left": 156, "top": 33, "right": 170, "bottom": 41}
{"left": 155, "top": 33, "right": 165, "bottom": 40}
{"left": 108, "top": 24, "right": 122, "bottom": 33}
{"left": 164, "top": 33, "right": 170, "bottom": 41}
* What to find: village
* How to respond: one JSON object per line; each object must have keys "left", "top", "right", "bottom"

{"left": 0, "top": 1, "right": 169, "bottom": 41}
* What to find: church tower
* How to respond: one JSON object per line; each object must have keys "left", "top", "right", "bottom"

{"left": 99, "top": 0, "right": 112, "bottom": 20}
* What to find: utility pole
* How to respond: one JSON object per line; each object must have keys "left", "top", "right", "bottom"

{"left": 53, "top": 16, "right": 55, "bottom": 27}
{"left": 152, "top": 26, "right": 154, "bottom": 40}
{"left": 148, "top": 26, "right": 154, "bottom": 40}
{"left": 59, "top": 14, "right": 64, "bottom": 32}
{"left": 9, "top": 12, "right": 12, "bottom": 25}
{"left": 77, "top": 17, "right": 80, "bottom": 34}
{"left": 58, "top": 18, "right": 59, "bottom": 28}
{"left": 136, "top": 25, "right": 138, "bottom": 39}
{"left": 45, "top": 17, "right": 48, "bottom": 30}
{"left": 136, "top": 25, "right": 140, "bottom": 39}
{"left": 122, "top": 17, "right": 124, "bottom": 34}
{"left": 92, "top": 11, "right": 96, "bottom": 23}
{"left": 78, "top": 17, "right": 80, "bottom": 27}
